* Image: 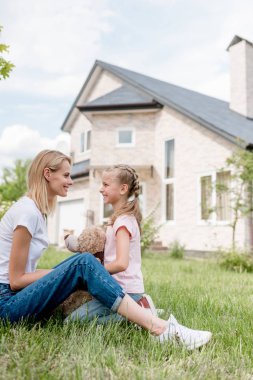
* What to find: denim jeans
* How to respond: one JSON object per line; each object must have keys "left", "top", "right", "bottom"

{"left": 65, "top": 293, "right": 143, "bottom": 324}
{"left": 0, "top": 253, "right": 125, "bottom": 323}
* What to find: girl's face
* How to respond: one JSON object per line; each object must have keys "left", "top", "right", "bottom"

{"left": 100, "top": 171, "right": 128, "bottom": 209}
{"left": 45, "top": 159, "right": 73, "bottom": 198}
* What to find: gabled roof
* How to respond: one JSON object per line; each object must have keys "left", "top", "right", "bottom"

{"left": 62, "top": 59, "right": 253, "bottom": 147}
{"left": 78, "top": 84, "right": 162, "bottom": 112}
{"left": 226, "top": 35, "right": 253, "bottom": 51}
{"left": 95, "top": 60, "right": 253, "bottom": 147}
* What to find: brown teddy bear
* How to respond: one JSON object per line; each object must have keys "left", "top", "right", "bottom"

{"left": 64, "top": 226, "right": 105, "bottom": 264}
{"left": 60, "top": 226, "right": 106, "bottom": 317}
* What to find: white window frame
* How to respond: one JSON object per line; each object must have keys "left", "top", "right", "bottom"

{"left": 116, "top": 127, "right": 135, "bottom": 147}
{"left": 197, "top": 171, "right": 231, "bottom": 225}
{"left": 80, "top": 129, "right": 91, "bottom": 153}
{"left": 163, "top": 138, "right": 175, "bottom": 224}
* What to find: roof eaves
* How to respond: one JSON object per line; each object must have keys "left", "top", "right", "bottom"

{"left": 77, "top": 102, "right": 162, "bottom": 112}
{"left": 61, "top": 61, "right": 102, "bottom": 132}
{"left": 184, "top": 113, "right": 247, "bottom": 148}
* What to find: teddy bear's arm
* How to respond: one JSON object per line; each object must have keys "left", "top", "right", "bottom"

{"left": 64, "top": 234, "right": 79, "bottom": 252}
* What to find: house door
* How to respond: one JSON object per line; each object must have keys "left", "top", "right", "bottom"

{"left": 58, "top": 199, "right": 85, "bottom": 246}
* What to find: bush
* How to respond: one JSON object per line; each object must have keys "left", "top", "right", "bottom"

{"left": 140, "top": 212, "right": 160, "bottom": 254}
{"left": 219, "top": 249, "right": 253, "bottom": 273}
{"left": 169, "top": 240, "right": 185, "bottom": 259}
{"left": 0, "top": 199, "right": 13, "bottom": 220}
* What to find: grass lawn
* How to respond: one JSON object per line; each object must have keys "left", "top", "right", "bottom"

{"left": 1, "top": 247, "right": 253, "bottom": 379}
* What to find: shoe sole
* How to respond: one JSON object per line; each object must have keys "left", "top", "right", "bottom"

{"left": 185, "top": 331, "right": 212, "bottom": 350}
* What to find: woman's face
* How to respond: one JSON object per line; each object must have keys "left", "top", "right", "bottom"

{"left": 45, "top": 159, "right": 73, "bottom": 198}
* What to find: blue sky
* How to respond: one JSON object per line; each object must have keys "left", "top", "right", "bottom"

{"left": 0, "top": 0, "right": 253, "bottom": 173}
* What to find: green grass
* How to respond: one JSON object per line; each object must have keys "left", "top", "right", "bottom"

{"left": 1, "top": 248, "right": 253, "bottom": 379}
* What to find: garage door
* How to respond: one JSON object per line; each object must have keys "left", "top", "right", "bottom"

{"left": 58, "top": 199, "right": 85, "bottom": 246}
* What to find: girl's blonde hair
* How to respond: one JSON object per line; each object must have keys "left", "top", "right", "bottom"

{"left": 105, "top": 164, "right": 142, "bottom": 230}
{"left": 27, "top": 149, "right": 71, "bottom": 215}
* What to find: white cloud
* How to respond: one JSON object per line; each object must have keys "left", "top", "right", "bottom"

{"left": 1, "top": 0, "right": 253, "bottom": 102}
{"left": 3, "top": 0, "right": 114, "bottom": 74}
{"left": 0, "top": 124, "right": 70, "bottom": 176}
{"left": 1, "top": 0, "right": 253, "bottom": 156}
{"left": 1, "top": 73, "right": 85, "bottom": 98}
{"left": 104, "top": 0, "right": 253, "bottom": 101}
{"left": 1, "top": 0, "right": 114, "bottom": 97}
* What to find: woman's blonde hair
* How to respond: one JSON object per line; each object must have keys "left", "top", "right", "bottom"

{"left": 27, "top": 149, "right": 71, "bottom": 215}
{"left": 104, "top": 164, "right": 142, "bottom": 230}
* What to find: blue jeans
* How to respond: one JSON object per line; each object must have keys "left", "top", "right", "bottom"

{"left": 0, "top": 253, "right": 125, "bottom": 323}
{"left": 65, "top": 293, "right": 143, "bottom": 324}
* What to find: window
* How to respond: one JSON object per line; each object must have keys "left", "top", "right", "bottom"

{"left": 216, "top": 171, "right": 231, "bottom": 221}
{"left": 80, "top": 130, "right": 91, "bottom": 153}
{"left": 200, "top": 171, "right": 231, "bottom": 222}
{"left": 86, "top": 130, "right": 91, "bottom": 151}
{"left": 80, "top": 132, "right": 85, "bottom": 153}
{"left": 164, "top": 139, "right": 175, "bottom": 221}
{"left": 166, "top": 183, "right": 174, "bottom": 220}
{"left": 117, "top": 129, "right": 134, "bottom": 146}
{"left": 200, "top": 175, "right": 212, "bottom": 220}
{"left": 165, "top": 140, "right": 174, "bottom": 178}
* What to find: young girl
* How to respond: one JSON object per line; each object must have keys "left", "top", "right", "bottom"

{"left": 65, "top": 164, "right": 211, "bottom": 350}
{"left": 0, "top": 151, "right": 211, "bottom": 350}
{"left": 66, "top": 164, "right": 155, "bottom": 324}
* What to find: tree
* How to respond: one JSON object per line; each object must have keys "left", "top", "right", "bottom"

{"left": 0, "top": 25, "right": 15, "bottom": 80}
{"left": 0, "top": 159, "right": 31, "bottom": 202}
{"left": 216, "top": 148, "right": 253, "bottom": 250}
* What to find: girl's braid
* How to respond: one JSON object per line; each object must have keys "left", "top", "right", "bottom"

{"left": 106, "top": 164, "right": 142, "bottom": 229}
{"left": 128, "top": 167, "right": 140, "bottom": 198}
{"left": 114, "top": 165, "right": 140, "bottom": 198}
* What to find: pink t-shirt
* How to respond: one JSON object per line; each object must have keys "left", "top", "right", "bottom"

{"left": 104, "top": 214, "right": 144, "bottom": 293}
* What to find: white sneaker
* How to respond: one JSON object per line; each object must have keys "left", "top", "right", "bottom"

{"left": 159, "top": 314, "right": 212, "bottom": 350}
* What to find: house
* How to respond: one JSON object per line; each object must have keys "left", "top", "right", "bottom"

{"left": 48, "top": 35, "right": 253, "bottom": 252}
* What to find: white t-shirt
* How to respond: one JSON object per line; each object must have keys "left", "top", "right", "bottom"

{"left": 0, "top": 196, "right": 49, "bottom": 284}
{"left": 104, "top": 214, "right": 144, "bottom": 293}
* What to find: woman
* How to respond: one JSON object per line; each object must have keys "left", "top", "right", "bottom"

{"left": 0, "top": 150, "right": 211, "bottom": 350}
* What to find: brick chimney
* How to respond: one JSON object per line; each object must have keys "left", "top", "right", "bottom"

{"left": 227, "top": 35, "right": 253, "bottom": 119}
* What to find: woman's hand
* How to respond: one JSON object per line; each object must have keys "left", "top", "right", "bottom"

{"left": 9, "top": 226, "right": 51, "bottom": 291}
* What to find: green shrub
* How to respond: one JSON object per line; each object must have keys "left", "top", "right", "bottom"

{"left": 0, "top": 198, "right": 13, "bottom": 219}
{"left": 219, "top": 249, "right": 253, "bottom": 273}
{"left": 140, "top": 212, "right": 160, "bottom": 254}
{"left": 169, "top": 240, "right": 185, "bottom": 259}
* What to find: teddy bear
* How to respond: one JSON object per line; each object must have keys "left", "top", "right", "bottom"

{"left": 64, "top": 225, "right": 105, "bottom": 264}
{"left": 60, "top": 226, "right": 106, "bottom": 317}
